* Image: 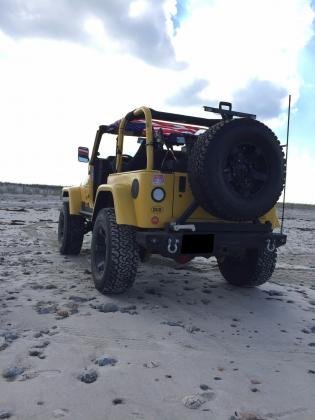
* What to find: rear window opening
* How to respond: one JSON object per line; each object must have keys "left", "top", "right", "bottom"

{"left": 181, "top": 234, "right": 214, "bottom": 254}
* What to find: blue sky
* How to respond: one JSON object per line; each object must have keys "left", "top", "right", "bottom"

{"left": 0, "top": 0, "right": 314, "bottom": 203}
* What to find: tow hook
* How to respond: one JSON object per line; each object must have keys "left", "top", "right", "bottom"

{"left": 266, "top": 238, "right": 276, "bottom": 252}
{"left": 167, "top": 238, "right": 179, "bottom": 254}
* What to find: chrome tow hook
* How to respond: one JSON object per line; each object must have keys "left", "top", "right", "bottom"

{"left": 266, "top": 238, "right": 276, "bottom": 252}
{"left": 167, "top": 238, "right": 179, "bottom": 254}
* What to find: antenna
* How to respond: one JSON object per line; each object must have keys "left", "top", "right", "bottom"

{"left": 280, "top": 94, "right": 291, "bottom": 234}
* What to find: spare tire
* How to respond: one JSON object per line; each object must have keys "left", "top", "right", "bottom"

{"left": 188, "top": 118, "right": 285, "bottom": 221}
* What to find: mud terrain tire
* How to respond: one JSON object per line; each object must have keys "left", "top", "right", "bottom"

{"left": 91, "top": 208, "right": 139, "bottom": 294}
{"left": 188, "top": 118, "right": 285, "bottom": 221}
{"left": 58, "top": 202, "right": 85, "bottom": 255}
{"left": 217, "top": 246, "right": 277, "bottom": 287}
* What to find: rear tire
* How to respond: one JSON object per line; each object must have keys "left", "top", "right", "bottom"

{"left": 217, "top": 246, "right": 277, "bottom": 287}
{"left": 91, "top": 208, "right": 139, "bottom": 294}
{"left": 58, "top": 202, "right": 85, "bottom": 255}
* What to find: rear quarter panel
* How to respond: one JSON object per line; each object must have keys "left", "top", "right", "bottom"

{"left": 95, "top": 171, "right": 279, "bottom": 229}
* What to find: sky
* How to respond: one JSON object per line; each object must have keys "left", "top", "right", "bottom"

{"left": 0, "top": 0, "right": 314, "bottom": 203}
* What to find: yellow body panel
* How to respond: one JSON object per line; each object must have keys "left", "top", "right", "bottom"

{"left": 259, "top": 207, "right": 279, "bottom": 228}
{"left": 92, "top": 170, "right": 279, "bottom": 229}
{"left": 62, "top": 186, "right": 82, "bottom": 215}
{"left": 81, "top": 177, "right": 93, "bottom": 207}
{"left": 173, "top": 173, "right": 219, "bottom": 222}
{"left": 62, "top": 177, "right": 93, "bottom": 215}
{"left": 106, "top": 171, "right": 174, "bottom": 228}
{"left": 172, "top": 173, "right": 279, "bottom": 229}
{"left": 65, "top": 171, "right": 279, "bottom": 229}
{"left": 96, "top": 183, "right": 137, "bottom": 226}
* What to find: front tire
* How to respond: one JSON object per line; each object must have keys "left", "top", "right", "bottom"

{"left": 217, "top": 246, "right": 277, "bottom": 287}
{"left": 58, "top": 202, "right": 85, "bottom": 255}
{"left": 91, "top": 208, "right": 139, "bottom": 294}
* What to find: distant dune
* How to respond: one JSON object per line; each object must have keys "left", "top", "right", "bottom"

{"left": 278, "top": 201, "right": 315, "bottom": 209}
{"left": 0, "top": 182, "right": 61, "bottom": 195}
{"left": 0, "top": 181, "right": 314, "bottom": 208}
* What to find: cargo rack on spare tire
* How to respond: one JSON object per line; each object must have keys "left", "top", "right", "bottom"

{"left": 204, "top": 101, "right": 256, "bottom": 120}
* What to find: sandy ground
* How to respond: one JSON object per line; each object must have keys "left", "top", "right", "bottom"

{"left": 0, "top": 193, "right": 314, "bottom": 420}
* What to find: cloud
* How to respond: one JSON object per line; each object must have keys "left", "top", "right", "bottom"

{"left": 0, "top": 1, "right": 87, "bottom": 41}
{"left": 285, "top": 145, "right": 315, "bottom": 204}
{"left": 0, "top": 0, "right": 314, "bottom": 204}
{"left": 232, "top": 80, "right": 287, "bottom": 119}
{"left": 166, "top": 78, "right": 208, "bottom": 106}
{"left": 0, "top": 0, "right": 183, "bottom": 68}
{"left": 173, "top": 0, "right": 314, "bottom": 111}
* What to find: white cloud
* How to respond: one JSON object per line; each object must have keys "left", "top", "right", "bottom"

{"left": 0, "top": 35, "right": 181, "bottom": 186}
{"left": 129, "top": 0, "right": 149, "bottom": 18}
{"left": 0, "top": 0, "right": 314, "bottom": 204}
{"left": 171, "top": 0, "right": 314, "bottom": 116}
{"left": 285, "top": 145, "right": 315, "bottom": 204}
{"left": 0, "top": 0, "right": 182, "bottom": 68}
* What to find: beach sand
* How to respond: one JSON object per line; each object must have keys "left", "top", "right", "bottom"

{"left": 0, "top": 194, "right": 314, "bottom": 420}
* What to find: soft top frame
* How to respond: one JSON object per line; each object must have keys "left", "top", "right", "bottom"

{"left": 100, "top": 108, "right": 221, "bottom": 136}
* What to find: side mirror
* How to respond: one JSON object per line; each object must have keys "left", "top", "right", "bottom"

{"left": 78, "top": 146, "right": 89, "bottom": 163}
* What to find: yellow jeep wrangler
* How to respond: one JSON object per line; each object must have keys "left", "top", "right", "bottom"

{"left": 58, "top": 103, "right": 286, "bottom": 294}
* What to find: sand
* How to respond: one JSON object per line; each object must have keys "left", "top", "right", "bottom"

{"left": 0, "top": 193, "right": 314, "bottom": 420}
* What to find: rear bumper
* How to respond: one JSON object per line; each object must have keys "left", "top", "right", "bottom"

{"left": 136, "top": 222, "right": 286, "bottom": 259}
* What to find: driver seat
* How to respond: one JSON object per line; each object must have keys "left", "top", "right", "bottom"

{"left": 125, "top": 142, "right": 147, "bottom": 171}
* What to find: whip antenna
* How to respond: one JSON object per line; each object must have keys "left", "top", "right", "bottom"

{"left": 280, "top": 94, "right": 291, "bottom": 234}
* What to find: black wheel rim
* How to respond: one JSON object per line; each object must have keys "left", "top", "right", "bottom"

{"left": 223, "top": 143, "right": 268, "bottom": 198}
{"left": 94, "top": 226, "right": 107, "bottom": 275}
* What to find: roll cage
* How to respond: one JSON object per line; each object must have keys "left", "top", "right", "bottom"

{"left": 90, "top": 107, "right": 222, "bottom": 172}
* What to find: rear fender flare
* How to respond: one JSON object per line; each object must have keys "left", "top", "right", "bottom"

{"left": 93, "top": 185, "right": 136, "bottom": 226}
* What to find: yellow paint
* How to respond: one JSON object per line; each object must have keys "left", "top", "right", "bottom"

{"left": 97, "top": 171, "right": 279, "bottom": 229}
{"left": 172, "top": 173, "right": 279, "bottom": 229}
{"left": 116, "top": 106, "right": 153, "bottom": 172}
{"left": 260, "top": 206, "right": 279, "bottom": 228}
{"left": 104, "top": 171, "right": 173, "bottom": 227}
{"left": 62, "top": 186, "right": 82, "bottom": 215}
{"left": 133, "top": 107, "right": 154, "bottom": 170}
